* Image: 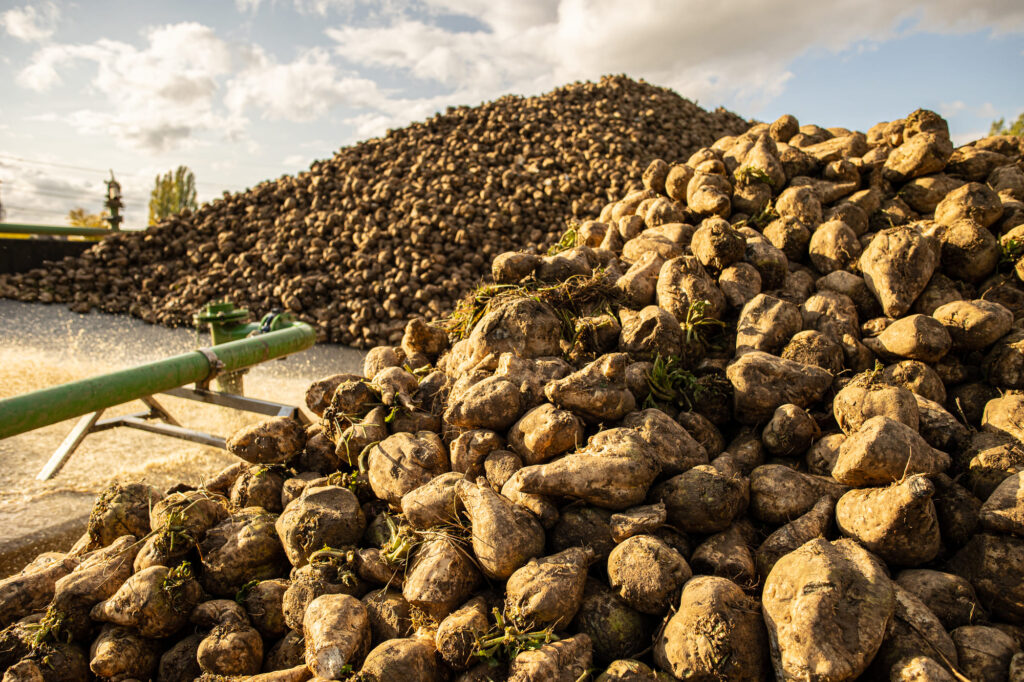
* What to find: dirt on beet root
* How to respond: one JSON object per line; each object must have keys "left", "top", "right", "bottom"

{"left": 4, "top": 102, "right": 1024, "bottom": 680}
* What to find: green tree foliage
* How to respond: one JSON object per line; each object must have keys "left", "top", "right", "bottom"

{"left": 148, "top": 165, "right": 197, "bottom": 225}
{"left": 68, "top": 208, "right": 110, "bottom": 228}
{"left": 990, "top": 113, "right": 1024, "bottom": 137}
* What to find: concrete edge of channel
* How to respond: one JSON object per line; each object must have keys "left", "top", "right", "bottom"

{"left": 0, "top": 513, "right": 89, "bottom": 578}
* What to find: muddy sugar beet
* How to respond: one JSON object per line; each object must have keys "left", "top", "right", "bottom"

{"left": 0, "top": 75, "right": 746, "bottom": 350}
{"left": 3, "top": 106, "right": 1024, "bottom": 681}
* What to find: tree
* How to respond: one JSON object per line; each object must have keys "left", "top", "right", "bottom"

{"left": 989, "top": 112, "right": 1024, "bottom": 137}
{"left": 148, "top": 165, "right": 197, "bottom": 225}
{"left": 68, "top": 208, "right": 110, "bottom": 228}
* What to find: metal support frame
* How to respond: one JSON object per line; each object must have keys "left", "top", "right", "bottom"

{"left": 36, "top": 387, "right": 308, "bottom": 481}
{"left": 0, "top": 303, "right": 315, "bottom": 481}
{"left": 0, "top": 320, "right": 315, "bottom": 441}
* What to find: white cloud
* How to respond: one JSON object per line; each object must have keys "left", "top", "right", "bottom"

{"left": 240, "top": 0, "right": 556, "bottom": 26}
{"left": 224, "top": 47, "right": 387, "bottom": 121}
{"left": 328, "top": 20, "right": 549, "bottom": 91}
{"left": 14, "top": 21, "right": 408, "bottom": 153}
{"left": 952, "top": 129, "right": 990, "bottom": 147}
{"left": 282, "top": 153, "right": 309, "bottom": 168}
{"left": 235, "top": 0, "right": 410, "bottom": 17}
{"left": 941, "top": 100, "right": 968, "bottom": 117}
{"left": 941, "top": 100, "right": 1002, "bottom": 123}
{"left": 0, "top": 159, "right": 106, "bottom": 224}
{"left": 919, "top": 1, "right": 1024, "bottom": 34}
{"left": 16, "top": 23, "right": 245, "bottom": 152}
{"left": 12, "top": 0, "right": 1024, "bottom": 157}
{"left": 324, "top": 0, "right": 1024, "bottom": 122}
{"left": 17, "top": 43, "right": 106, "bottom": 91}
{"left": 422, "top": 0, "right": 557, "bottom": 30}
{"left": 976, "top": 102, "right": 999, "bottom": 118}
{"left": 343, "top": 112, "right": 396, "bottom": 139}
{"left": 1, "top": 2, "right": 59, "bottom": 42}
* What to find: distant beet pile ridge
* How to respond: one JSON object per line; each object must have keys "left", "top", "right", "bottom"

{"left": 0, "top": 75, "right": 746, "bottom": 348}
{"left": 3, "top": 103, "right": 1024, "bottom": 681}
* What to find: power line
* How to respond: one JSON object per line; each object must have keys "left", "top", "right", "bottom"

{"left": 9, "top": 187, "right": 100, "bottom": 201}
{"left": 0, "top": 153, "right": 250, "bottom": 190}
{"left": 6, "top": 182, "right": 241, "bottom": 206}
{"left": 5, "top": 210, "right": 74, "bottom": 220}
{"left": 0, "top": 154, "right": 107, "bottom": 175}
{"left": 7, "top": 204, "right": 74, "bottom": 214}
{"left": 0, "top": 152, "right": 281, "bottom": 178}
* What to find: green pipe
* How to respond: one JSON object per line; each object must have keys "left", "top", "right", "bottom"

{"left": 0, "top": 223, "right": 122, "bottom": 237}
{"left": 0, "top": 322, "right": 315, "bottom": 440}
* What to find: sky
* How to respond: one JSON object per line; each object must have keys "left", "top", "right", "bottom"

{"left": 1, "top": 0, "right": 1023, "bottom": 228}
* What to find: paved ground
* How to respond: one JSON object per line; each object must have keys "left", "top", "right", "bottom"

{"left": 0, "top": 300, "right": 365, "bottom": 575}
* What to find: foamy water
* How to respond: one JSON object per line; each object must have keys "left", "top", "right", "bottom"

{"left": 0, "top": 300, "right": 365, "bottom": 563}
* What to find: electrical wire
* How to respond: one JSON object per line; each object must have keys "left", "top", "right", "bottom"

{"left": 6, "top": 203, "right": 75, "bottom": 212}
{"left": 0, "top": 154, "right": 107, "bottom": 175}
{"left": 0, "top": 176, "right": 100, "bottom": 201}
{"left": 0, "top": 153, "right": 251, "bottom": 190}
{"left": 5, "top": 206, "right": 75, "bottom": 219}
{"left": 9, "top": 187, "right": 100, "bottom": 201}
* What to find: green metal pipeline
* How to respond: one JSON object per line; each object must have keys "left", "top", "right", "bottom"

{"left": 0, "top": 321, "right": 315, "bottom": 440}
{"left": 0, "top": 223, "right": 119, "bottom": 238}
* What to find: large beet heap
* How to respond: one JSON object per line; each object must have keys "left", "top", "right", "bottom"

{"left": 5, "top": 109, "right": 1024, "bottom": 682}
{"left": 0, "top": 76, "right": 746, "bottom": 348}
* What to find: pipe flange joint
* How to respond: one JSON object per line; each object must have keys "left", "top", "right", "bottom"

{"left": 197, "top": 347, "right": 225, "bottom": 389}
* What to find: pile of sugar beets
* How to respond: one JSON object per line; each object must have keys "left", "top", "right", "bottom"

{"left": 0, "top": 76, "right": 746, "bottom": 349}
{"left": 4, "top": 109, "right": 1024, "bottom": 682}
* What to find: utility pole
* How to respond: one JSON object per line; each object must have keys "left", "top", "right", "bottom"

{"left": 0, "top": 180, "right": 6, "bottom": 222}
{"left": 104, "top": 170, "right": 123, "bottom": 231}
